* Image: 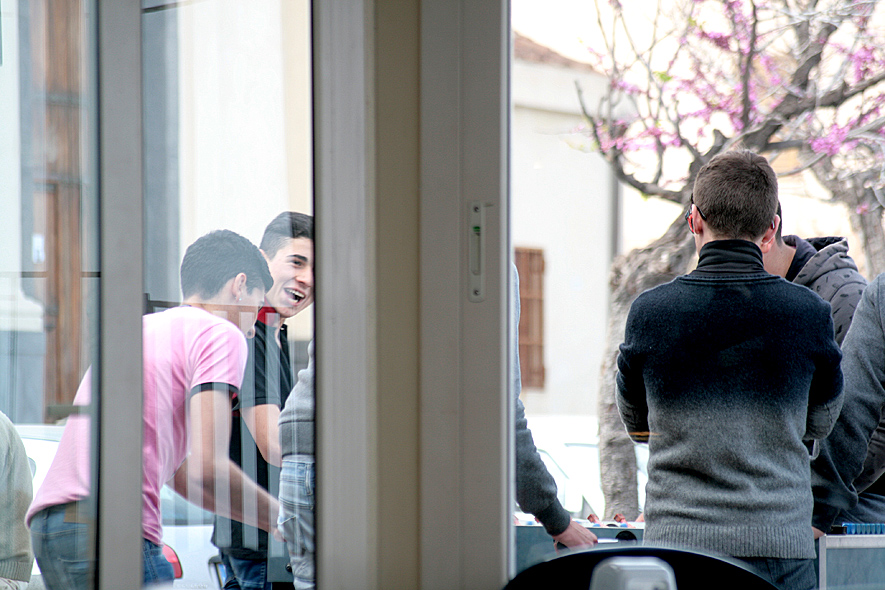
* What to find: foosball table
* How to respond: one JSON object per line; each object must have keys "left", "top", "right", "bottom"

{"left": 516, "top": 518, "right": 885, "bottom": 588}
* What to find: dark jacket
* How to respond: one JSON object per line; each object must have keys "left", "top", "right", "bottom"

{"left": 811, "top": 274, "right": 885, "bottom": 530}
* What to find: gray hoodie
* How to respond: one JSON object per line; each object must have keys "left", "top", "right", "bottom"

{"left": 279, "top": 340, "right": 314, "bottom": 457}
{"left": 787, "top": 235, "right": 867, "bottom": 345}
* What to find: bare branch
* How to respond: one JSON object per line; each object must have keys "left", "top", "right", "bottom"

{"left": 741, "top": 1, "right": 758, "bottom": 131}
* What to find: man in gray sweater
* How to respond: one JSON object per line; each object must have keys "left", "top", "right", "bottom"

{"left": 810, "top": 274, "right": 885, "bottom": 534}
{"left": 277, "top": 340, "right": 315, "bottom": 590}
{"left": 617, "top": 150, "right": 843, "bottom": 590}
{"left": 511, "top": 267, "right": 597, "bottom": 548}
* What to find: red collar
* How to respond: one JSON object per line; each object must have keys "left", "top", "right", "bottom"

{"left": 257, "top": 303, "right": 279, "bottom": 326}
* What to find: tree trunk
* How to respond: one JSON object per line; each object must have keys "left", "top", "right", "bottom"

{"left": 807, "top": 154, "right": 885, "bottom": 278}
{"left": 597, "top": 214, "right": 696, "bottom": 519}
{"left": 846, "top": 192, "right": 885, "bottom": 279}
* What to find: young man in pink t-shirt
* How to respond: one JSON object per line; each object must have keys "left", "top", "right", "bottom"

{"left": 28, "top": 230, "right": 277, "bottom": 589}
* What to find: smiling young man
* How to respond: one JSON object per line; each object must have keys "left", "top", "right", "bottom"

{"left": 212, "top": 212, "right": 313, "bottom": 590}
{"left": 28, "top": 230, "right": 277, "bottom": 590}
{"left": 616, "top": 150, "right": 843, "bottom": 590}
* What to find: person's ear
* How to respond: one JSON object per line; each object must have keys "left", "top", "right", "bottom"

{"left": 232, "top": 272, "right": 248, "bottom": 302}
{"left": 690, "top": 210, "right": 705, "bottom": 235}
{"left": 759, "top": 215, "right": 780, "bottom": 254}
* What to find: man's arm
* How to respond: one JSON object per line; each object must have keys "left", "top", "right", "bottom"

{"left": 511, "top": 265, "right": 595, "bottom": 547}
{"left": 241, "top": 404, "right": 282, "bottom": 467}
{"left": 855, "top": 425, "right": 885, "bottom": 493}
{"left": 805, "top": 311, "right": 844, "bottom": 441}
{"left": 829, "top": 278, "right": 867, "bottom": 347}
{"left": 615, "top": 309, "right": 650, "bottom": 443}
{"left": 172, "top": 389, "right": 279, "bottom": 533}
{"left": 812, "top": 277, "right": 885, "bottom": 532}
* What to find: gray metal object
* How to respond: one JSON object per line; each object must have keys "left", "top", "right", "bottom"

{"left": 516, "top": 524, "right": 644, "bottom": 574}
{"left": 817, "top": 533, "right": 885, "bottom": 589}
{"left": 589, "top": 556, "right": 677, "bottom": 590}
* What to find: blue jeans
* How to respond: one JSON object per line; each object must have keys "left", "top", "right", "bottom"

{"left": 31, "top": 504, "right": 93, "bottom": 590}
{"left": 142, "top": 538, "right": 175, "bottom": 586}
{"left": 836, "top": 492, "right": 885, "bottom": 524}
{"left": 219, "top": 551, "right": 271, "bottom": 590}
{"left": 278, "top": 456, "right": 315, "bottom": 590}
{"left": 30, "top": 503, "right": 174, "bottom": 589}
{"left": 735, "top": 557, "right": 817, "bottom": 590}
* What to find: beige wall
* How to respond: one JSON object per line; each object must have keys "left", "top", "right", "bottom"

{"left": 175, "top": 0, "right": 315, "bottom": 338}
{"left": 511, "top": 95, "right": 613, "bottom": 416}
{"left": 0, "top": 1, "right": 44, "bottom": 332}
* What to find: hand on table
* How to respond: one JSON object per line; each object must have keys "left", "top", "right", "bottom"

{"left": 553, "top": 519, "right": 598, "bottom": 550}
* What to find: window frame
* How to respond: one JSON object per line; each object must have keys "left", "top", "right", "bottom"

{"left": 92, "top": 0, "right": 513, "bottom": 586}
{"left": 95, "top": 1, "right": 145, "bottom": 588}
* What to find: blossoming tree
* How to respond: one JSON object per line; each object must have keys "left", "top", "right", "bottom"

{"left": 581, "top": 0, "right": 885, "bottom": 518}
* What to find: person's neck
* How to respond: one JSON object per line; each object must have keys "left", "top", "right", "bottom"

{"left": 765, "top": 241, "right": 796, "bottom": 278}
{"left": 695, "top": 232, "right": 755, "bottom": 252}
{"left": 258, "top": 304, "right": 285, "bottom": 346}
{"left": 181, "top": 297, "right": 225, "bottom": 314}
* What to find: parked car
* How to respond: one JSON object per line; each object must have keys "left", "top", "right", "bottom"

{"left": 14, "top": 423, "right": 221, "bottom": 590}
{"left": 522, "top": 414, "right": 647, "bottom": 520}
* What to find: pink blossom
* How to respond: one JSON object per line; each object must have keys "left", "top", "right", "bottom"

{"left": 810, "top": 126, "right": 850, "bottom": 156}
{"left": 700, "top": 31, "right": 732, "bottom": 50}
{"left": 611, "top": 79, "right": 641, "bottom": 94}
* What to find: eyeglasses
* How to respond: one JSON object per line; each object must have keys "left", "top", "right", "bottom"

{"left": 684, "top": 194, "right": 707, "bottom": 222}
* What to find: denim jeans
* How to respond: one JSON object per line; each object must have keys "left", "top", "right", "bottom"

{"left": 219, "top": 551, "right": 271, "bottom": 590}
{"left": 142, "top": 537, "right": 175, "bottom": 586}
{"left": 30, "top": 503, "right": 174, "bottom": 589}
{"left": 735, "top": 557, "right": 817, "bottom": 590}
{"left": 30, "top": 504, "right": 93, "bottom": 590}
{"left": 278, "top": 456, "right": 315, "bottom": 590}
{"left": 836, "top": 491, "right": 885, "bottom": 525}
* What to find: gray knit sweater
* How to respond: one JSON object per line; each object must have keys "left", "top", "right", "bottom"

{"left": 279, "top": 339, "right": 315, "bottom": 457}
{"left": 0, "top": 411, "right": 33, "bottom": 582}
{"left": 617, "top": 241, "right": 844, "bottom": 559}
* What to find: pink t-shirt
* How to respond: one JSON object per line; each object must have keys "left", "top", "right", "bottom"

{"left": 27, "top": 306, "right": 248, "bottom": 545}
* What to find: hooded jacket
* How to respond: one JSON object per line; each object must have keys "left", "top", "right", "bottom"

{"left": 786, "top": 236, "right": 867, "bottom": 345}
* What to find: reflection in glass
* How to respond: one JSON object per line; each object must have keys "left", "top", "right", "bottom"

{"left": 142, "top": 1, "right": 314, "bottom": 587}
{"left": 2, "top": 0, "right": 100, "bottom": 587}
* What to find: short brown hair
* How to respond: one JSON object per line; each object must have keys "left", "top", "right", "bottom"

{"left": 692, "top": 150, "right": 778, "bottom": 240}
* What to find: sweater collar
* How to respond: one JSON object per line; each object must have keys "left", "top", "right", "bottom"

{"left": 692, "top": 240, "right": 766, "bottom": 276}
{"left": 257, "top": 304, "right": 278, "bottom": 326}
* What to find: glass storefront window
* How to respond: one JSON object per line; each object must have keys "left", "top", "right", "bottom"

{"left": 142, "top": 1, "right": 313, "bottom": 587}
{"left": 2, "top": 0, "right": 100, "bottom": 586}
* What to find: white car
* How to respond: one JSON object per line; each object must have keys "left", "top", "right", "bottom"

{"left": 523, "top": 414, "right": 647, "bottom": 520}
{"left": 15, "top": 424, "right": 221, "bottom": 590}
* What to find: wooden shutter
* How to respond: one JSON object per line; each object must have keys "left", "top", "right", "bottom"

{"left": 515, "top": 248, "right": 545, "bottom": 389}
